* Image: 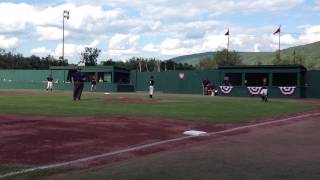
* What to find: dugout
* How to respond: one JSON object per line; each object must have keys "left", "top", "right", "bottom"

{"left": 131, "top": 70, "right": 221, "bottom": 94}
{"left": 218, "top": 65, "right": 307, "bottom": 98}
{"left": 49, "top": 66, "right": 134, "bottom": 92}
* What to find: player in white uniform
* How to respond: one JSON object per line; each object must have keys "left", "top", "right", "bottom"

{"left": 149, "top": 76, "right": 155, "bottom": 98}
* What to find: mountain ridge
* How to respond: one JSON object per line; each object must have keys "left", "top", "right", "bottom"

{"left": 168, "top": 41, "right": 320, "bottom": 69}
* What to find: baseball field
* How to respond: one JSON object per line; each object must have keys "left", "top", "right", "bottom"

{"left": 0, "top": 89, "right": 320, "bottom": 180}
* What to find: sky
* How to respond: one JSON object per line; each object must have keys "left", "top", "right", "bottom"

{"left": 0, "top": 0, "right": 320, "bottom": 64}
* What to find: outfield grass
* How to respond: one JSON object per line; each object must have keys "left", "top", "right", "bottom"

{"left": 0, "top": 90, "right": 314, "bottom": 123}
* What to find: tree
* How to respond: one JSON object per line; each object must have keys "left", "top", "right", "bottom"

{"left": 214, "top": 49, "right": 242, "bottom": 66}
{"left": 272, "top": 50, "right": 306, "bottom": 66}
{"left": 80, "top": 47, "right": 101, "bottom": 66}
{"left": 0, "top": 48, "right": 68, "bottom": 69}
{"left": 198, "top": 56, "right": 216, "bottom": 70}
{"left": 101, "top": 59, "right": 116, "bottom": 66}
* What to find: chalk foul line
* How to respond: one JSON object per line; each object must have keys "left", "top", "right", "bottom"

{"left": 1, "top": 112, "right": 320, "bottom": 178}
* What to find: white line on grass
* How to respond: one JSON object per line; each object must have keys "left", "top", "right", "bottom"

{"left": 1, "top": 112, "right": 320, "bottom": 179}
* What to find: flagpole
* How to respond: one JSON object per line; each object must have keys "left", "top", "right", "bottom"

{"left": 273, "top": 25, "right": 281, "bottom": 61}
{"left": 227, "top": 34, "right": 229, "bottom": 61}
{"left": 62, "top": 11, "right": 65, "bottom": 62}
{"left": 226, "top": 28, "right": 229, "bottom": 61}
{"left": 227, "top": 32, "right": 230, "bottom": 51}
{"left": 278, "top": 26, "right": 281, "bottom": 60}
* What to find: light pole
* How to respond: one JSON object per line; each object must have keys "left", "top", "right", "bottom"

{"left": 62, "top": 10, "right": 69, "bottom": 62}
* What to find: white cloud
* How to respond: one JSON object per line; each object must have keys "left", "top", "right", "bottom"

{"left": 0, "top": 2, "right": 125, "bottom": 39}
{"left": 105, "top": 33, "right": 140, "bottom": 60}
{"left": 279, "top": 34, "right": 297, "bottom": 45}
{"left": 297, "top": 25, "right": 320, "bottom": 44}
{"left": 30, "top": 4, "right": 125, "bottom": 29}
{"left": 35, "top": 26, "right": 70, "bottom": 41}
{"left": 254, "top": 43, "right": 262, "bottom": 52}
{"left": 31, "top": 47, "right": 52, "bottom": 54}
{"left": 52, "top": 40, "right": 100, "bottom": 63}
{"left": 160, "top": 38, "right": 181, "bottom": 50}
{"left": 0, "top": 35, "right": 19, "bottom": 48}
{"left": 108, "top": 34, "right": 139, "bottom": 49}
{"left": 268, "top": 25, "right": 320, "bottom": 48}
{"left": 201, "top": 34, "right": 228, "bottom": 51}
{"left": 89, "top": 40, "right": 100, "bottom": 47}
{"left": 64, "top": 0, "right": 304, "bottom": 21}
{"left": 0, "top": 3, "right": 33, "bottom": 33}
{"left": 107, "top": 48, "right": 139, "bottom": 56}
{"left": 143, "top": 44, "right": 158, "bottom": 52}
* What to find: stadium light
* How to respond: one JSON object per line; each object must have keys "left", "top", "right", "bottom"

{"left": 62, "top": 10, "right": 70, "bottom": 63}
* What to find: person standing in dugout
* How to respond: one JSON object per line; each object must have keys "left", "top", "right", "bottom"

{"left": 260, "top": 77, "right": 268, "bottom": 102}
{"left": 149, "top": 76, "right": 155, "bottom": 98}
{"left": 72, "top": 68, "right": 85, "bottom": 101}
{"left": 46, "top": 74, "right": 53, "bottom": 92}
{"left": 91, "top": 75, "right": 97, "bottom": 92}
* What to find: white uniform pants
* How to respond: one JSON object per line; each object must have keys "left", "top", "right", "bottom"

{"left": 47, "top": 82, "right": 53, "bottom": 89}
{"left": 260, "top": 89, "right": 268, "bottom": 96}
{"left": 149, "top": 85, "right": 154, "bottom": 95}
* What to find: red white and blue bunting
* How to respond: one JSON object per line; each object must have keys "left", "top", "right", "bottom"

{"left": 247, "top": 87, "right": 263, "bottom": 96}
{"left": 219, "top": 86, "right": 233, "bottom": 94}
{"left": 279, "top": 86, "right": 296, "bottom": 96}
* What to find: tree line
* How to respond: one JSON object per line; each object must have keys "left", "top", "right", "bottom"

{"left": 80, "top": 47, "right": 195, "bottom": 71}
{"left": 0, "top": 48, "right": 68, "bottom": 69}
{"left": 1, "top": 46, "right": 308, "bottom": 71}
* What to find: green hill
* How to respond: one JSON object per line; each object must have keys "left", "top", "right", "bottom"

{"left": 169, "top": 52, "right": 216, "bottom": 65}
{"left": 169, "top": 41, "right": 320, "bottom": 69}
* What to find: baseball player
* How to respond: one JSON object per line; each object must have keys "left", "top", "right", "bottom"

{"left": 46, "top": 74, "right": 53, "bottom": 92}
{"left": 260, "top": 77, "right": 268, "bottom": 102}
{"left": 149, "top": 76, "right": 155, "bottom": 98}
{"left": 90, "top": 75, "right": 97, "bottom": 92}
{"left": 72, "top": 67, "right": 85, "bottom": 101}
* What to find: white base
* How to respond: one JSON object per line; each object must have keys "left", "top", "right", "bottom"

{"left": 183, "top": 130, "right": 207, "bottom": 136}
{"left": 104, "top": 92, "right": 110, "bottom": 95}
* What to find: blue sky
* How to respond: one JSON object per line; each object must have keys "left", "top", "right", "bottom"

{"left": 0, "top": 0, "right": 320, "bottom": 63}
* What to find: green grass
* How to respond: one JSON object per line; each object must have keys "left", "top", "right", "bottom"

{"left": 0, "top": 90, "right": 314, "bottom": 123}
{"left": 0, "top": 166, "right": 25, "bottom": 176}
{"left": 0, "top": 167, "right": 72, "bottom": 180}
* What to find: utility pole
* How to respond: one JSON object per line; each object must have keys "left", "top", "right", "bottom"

{"left": 62, "top": 10, "right": 69, "bottom": 62}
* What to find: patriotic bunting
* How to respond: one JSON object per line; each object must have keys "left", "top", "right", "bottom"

{"left": 247, "top": 87, "right": 263, "bottom": 96}
{"left": 279, "top": 86, "right": 296, "bottom": 96}
{"left": 219, "top": 86, "right": 233, "bottom": 95}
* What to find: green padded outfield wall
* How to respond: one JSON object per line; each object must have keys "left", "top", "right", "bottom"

{"left": 130, "top": 70, "right": 222, "bottom": 94}
{"left": 0, "top": 68, "right": 319, "bottom": 98}
{"left": 0, "top": 69, "right": 65, "bottom": 82}
{"left": 0, "top": 69, "right": 65, "bottom": 89}
{"left": 0, "top": 69, "right": 133, "bottom": 92}
{"left": 306, "top": 70, "right": 320, "bottom": 98}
